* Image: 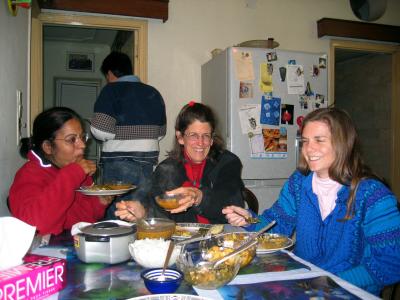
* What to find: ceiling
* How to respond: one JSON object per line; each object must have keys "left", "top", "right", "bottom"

{"left": 43, "top": 25, "right": 118, "bottom": 46}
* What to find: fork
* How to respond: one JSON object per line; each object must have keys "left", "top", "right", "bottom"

{"left": 244, "top": 216, "right": 260, "bottom": 224}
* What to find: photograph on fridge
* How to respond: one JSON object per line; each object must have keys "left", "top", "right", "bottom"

{"left": 260, "top": 96, "right": 281, "bottom": 126}
{"left": 281, "top": 104, "right": 294, "bottom": 125}
{"left": 239, "top": 81, "right": 254, "bottom": 98}
{"left": 262, "top": 127, "right": 287, "bottom": 154}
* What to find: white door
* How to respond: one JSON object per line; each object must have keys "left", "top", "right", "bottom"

{"left": 55, "top": 78, "right": 101, "bottom": 161}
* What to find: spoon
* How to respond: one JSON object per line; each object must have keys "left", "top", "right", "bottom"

{"left": 212, "top": 239, "right": 258, "bottom": 268}
{"left": 160, "top": 240, "right": 175, "bottom": 279}
{"left": 199, "top": 220, "right": 276, "bottom": 268}
{"left": 127, "top": 207, "right": 151, "bottom": 227}
{"left": 176, "top": 224, "right": 224, "bottom": 246}
{"left": 198, "top": 220, "right": 276, "bottom": 268}
{"left": 244, "top": 216, "right": 260, "bottom": 224}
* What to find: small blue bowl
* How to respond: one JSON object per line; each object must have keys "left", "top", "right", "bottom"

{"left": 141, "top": 268, "right": 183, "bottom": 294}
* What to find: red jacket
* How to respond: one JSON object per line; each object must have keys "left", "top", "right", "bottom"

{"left": 9, "top": 151, "right": 107, "bottom": 235}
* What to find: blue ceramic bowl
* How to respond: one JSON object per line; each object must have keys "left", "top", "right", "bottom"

{"left": 141, "top": 268, "right": 183, "bottom": 294}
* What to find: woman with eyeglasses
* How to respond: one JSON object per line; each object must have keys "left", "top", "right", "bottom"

{"left": 115, "top": 102, "right": 245, "bottom": 224}
{"left": 9, "top": 107, "right": 113, "bottom": 235}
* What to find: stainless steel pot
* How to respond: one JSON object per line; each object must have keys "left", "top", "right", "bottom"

{"left": 74, "top": 222, "right": 136, "bottom": 264}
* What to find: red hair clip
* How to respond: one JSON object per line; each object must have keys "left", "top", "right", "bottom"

{"left": 188, "top": 100, "right": 196, "bottom": 107}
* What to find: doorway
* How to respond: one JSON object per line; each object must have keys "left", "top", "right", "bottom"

{"left": 330, "top": 40, "right": 400, "bottom": 196}
{"left": 335, "top": 50, "right": 391, "bottom": 183}
{"left": 55, "top": 78, "right": 102, "bottom": 161}
{"left": 30, "top": 11, "right": 148, "bottom": 127}
{"left": 30, "top": 11, "right": 148, "bottom": 164}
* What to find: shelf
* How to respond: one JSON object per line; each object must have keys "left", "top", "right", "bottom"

{"left": 37, "top": 0, "right": 169, "bottom": 22}
{"left": 317, "top": 18, "right": 400, "bottom": 44}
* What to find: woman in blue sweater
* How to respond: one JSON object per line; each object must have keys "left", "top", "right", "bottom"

{"left": 223, "top": 108, "right": 400, "bottom": 295}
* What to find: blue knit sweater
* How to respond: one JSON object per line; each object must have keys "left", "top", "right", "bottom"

{"left": 249, "top": 171, "right": 400, "bottom": 295}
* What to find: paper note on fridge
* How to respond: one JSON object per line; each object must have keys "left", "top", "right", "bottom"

{"left": 233, "top": 49, "right": 255, "bottom": 81}
{"left": 239, "top": 104, "right": 262, "bottom": 134}
{"left": 287, "top": 65, "right": 305, "bottom": 94}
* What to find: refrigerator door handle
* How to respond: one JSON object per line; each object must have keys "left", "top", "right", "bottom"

{"left": 295, "top": 136, "right": 301, "bottom": 168}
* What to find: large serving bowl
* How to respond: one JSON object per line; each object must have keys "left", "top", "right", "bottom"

{"left": 176, "top": 247, "right": 241, "bottom": 289}
{"left": 136, "top": 218, "right": 175, "bottom": 240}
{"left": 199, "top": 232, "right": 257, "bottom": 268}
{"left": 129, "top": 239, "right": 181, "bottom": 269}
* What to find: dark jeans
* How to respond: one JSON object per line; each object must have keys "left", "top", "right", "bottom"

{"left": 101, "top": 157, "right": 154, "bottom": 220}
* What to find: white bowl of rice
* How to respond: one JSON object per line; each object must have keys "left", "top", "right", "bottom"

{"left": 129, "top": 238, "right": 182, "bottom": 269}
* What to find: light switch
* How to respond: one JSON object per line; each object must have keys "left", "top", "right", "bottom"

{"left": 245, "top": 0, "right": 257, "bottom": 9}
{"left": 16, "top": 89, "right": 22, "bottom": 146}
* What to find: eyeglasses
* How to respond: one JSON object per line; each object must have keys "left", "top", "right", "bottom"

{"left": 184, "top": 132, "right": 213, "bottom": 144}
{"left": 54, "top": 133, "right": 89, "bottom": 145}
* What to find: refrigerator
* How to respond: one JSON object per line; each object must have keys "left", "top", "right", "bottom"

{"left": 201, "top": 47, "right": 328, "bottom": 211}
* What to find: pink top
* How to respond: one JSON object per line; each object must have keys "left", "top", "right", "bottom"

{"left": 312, "top": 173, "right": 342, "bottom": 220}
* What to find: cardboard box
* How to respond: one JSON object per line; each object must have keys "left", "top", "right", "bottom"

{"left": 0, "top": 254, "right": 66, "bottom": 300}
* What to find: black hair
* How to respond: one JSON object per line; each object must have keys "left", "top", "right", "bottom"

{"left": 20, "top": 107, "right": 84, "bottom": 159}
{"left": 100, "top": 51, "right": 133, "bottom": 78}
{"left": 168, "top": 102, "right": 225, "bottom": 162}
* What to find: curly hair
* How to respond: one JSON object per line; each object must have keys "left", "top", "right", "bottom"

{"left": 168, "top": 102, "right": 225, "bottom": 162}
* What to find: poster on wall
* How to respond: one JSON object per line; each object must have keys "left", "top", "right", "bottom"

{"left": 66, "top": 52, "right": 95, "bottom": 72}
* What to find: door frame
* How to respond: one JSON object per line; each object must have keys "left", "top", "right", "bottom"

{"left": 330, "top": 39, "right": 400, "bottom": 197}
{"left": 30, "top": 11, "right": 148, "bottom": 130}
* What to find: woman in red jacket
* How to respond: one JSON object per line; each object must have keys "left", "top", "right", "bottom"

{"left": 9, "top": 107, "right": 112, "bottom": 235}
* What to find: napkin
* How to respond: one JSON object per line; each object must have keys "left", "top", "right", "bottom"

{"left": 71, "top": 220, "right": 133, "bottom": 236}
{"left": 0, "top": 216, "right": 36, "bottom": 270}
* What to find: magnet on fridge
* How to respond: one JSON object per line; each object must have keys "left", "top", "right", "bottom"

{"left": 319, "top": 55, "right": 327, "bottom": 69}
{"left": 296, "top": 67, "right": 303, "bottom": 76}
{"left": 266, "top": 51, "right": 277, "bottom": 62}
{"left": 279, "top": 67, "right": 286, "bottom": 82}
{"left": 305, "top": 82, "right": 314, "bottom": 96}
{"left": 312, "top": 65, "right": 319, "bottom": 77}
{"left": 315, "top": 93, "right": 324, "bottom": 104}
{"left": 264, "top": 91, "right": 273, "bottom": 99}
{"left": 267, "top": 63, "right": 273, "bottom": 75}
{"left": 296, "top": 116, "right": 304, "bottom": 128}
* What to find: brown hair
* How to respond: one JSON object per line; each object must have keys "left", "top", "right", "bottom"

{"left": 298, "top": 108, "right": 378, "bottom": 220}
{"left": 168, "top": 102, "right": 225, "bottom": 162}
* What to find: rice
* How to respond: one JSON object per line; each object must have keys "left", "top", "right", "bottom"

{"left": 129, "top": 238, "right": 181, "bottom": 269}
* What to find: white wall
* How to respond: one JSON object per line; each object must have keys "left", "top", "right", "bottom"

{"left": 43, "top": 41, "right": 110, "bottom": 109}
{"left": 147, "top": 0, "right": 400, "bottom": 159}
{"left": 0, "top": 3, "right": 29, "bottom": 216}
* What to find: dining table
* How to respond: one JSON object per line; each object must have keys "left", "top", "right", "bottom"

{"left": 30, "top": 225, "right": 380, "bottom": 300}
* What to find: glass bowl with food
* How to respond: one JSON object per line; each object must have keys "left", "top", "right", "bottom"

{"left": 136, "top": 218, "right": 176, "bottom": 240}
{"left": 155, "top": 193, "right": 184, "bottom": 210}
{"left": 176, "top": 246, "right": 241, "bottom": 289}
{"left": 199, "top": 232, "right": 257, "bottom": 268}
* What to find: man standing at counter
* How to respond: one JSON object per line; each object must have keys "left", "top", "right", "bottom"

{"left": 91, "top": 51, "right": 166, "bottom": 219}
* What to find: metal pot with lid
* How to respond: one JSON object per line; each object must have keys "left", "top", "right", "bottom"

{"left": 74, "top": 221, "right": 136, "bottom": 264}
